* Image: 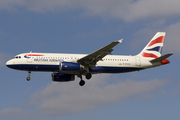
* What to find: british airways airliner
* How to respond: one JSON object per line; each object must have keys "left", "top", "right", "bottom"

{"left": 6, "top": 32, "right": 173, "bottom": 86}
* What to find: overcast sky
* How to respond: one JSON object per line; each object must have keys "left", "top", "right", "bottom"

{"left": 0, "top": 0, "right": 180, "bottom": 120}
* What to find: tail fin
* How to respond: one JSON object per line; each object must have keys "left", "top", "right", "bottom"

{"left": 137, "top": 32, "right": 166, "bottom": 59}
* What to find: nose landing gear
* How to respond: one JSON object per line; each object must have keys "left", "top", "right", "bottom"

{"left": 26, "top": 71, "right": 31, "bottom": 81}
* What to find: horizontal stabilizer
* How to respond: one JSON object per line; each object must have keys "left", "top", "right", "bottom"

{"left": 150, "top": 53, "right": 173, "bottom": 63}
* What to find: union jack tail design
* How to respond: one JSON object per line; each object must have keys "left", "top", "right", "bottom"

{"left": 138, "top": 32, "right": 166, "bottom": 59}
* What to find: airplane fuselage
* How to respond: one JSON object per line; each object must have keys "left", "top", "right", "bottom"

{"left": 6, "top": 53, "right": 159, "bottom": 74}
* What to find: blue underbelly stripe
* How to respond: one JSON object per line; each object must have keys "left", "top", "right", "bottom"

{"left": 7, "top": 64, "right": 143, "bottom": 73}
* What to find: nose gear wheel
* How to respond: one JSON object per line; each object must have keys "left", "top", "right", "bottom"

{"left": 26, "top": 71, "right": 31, "bottom": 81}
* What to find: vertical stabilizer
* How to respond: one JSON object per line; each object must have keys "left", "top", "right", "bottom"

{"left": 137, "top": 32, "right": 166, "bottom": 59}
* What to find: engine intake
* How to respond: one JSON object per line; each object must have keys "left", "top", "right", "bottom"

{"left": 51, "top": 73, "right": 75, "bottom": 82}
{"left": 60, "top": 62, "right": 84, "bottom": 71}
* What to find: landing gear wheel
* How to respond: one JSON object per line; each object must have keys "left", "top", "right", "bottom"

{"left": 79, "top": 80, "right": 85, "bottom": 86}
{"left": 86, "top": 73, "right": 92, "bottom": 80}
{"left": 27, "top": 71, "right": 31, "bottom": 81}
{"left": 27, "top": 77, "right": 31, "bottom": 81}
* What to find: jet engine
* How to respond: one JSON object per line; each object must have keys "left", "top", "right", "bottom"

{"left": 60, "top": 62, "right": 84, "bottom": 71}
{"left": 51, "top": 72, "right": 75, "bottom": 82}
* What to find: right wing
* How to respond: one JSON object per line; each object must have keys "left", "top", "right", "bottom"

{"left": 77, "top": 39, "right": 123, "bottom": 70}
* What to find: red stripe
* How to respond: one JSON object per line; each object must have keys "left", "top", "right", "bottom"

{"left": 142, "top": 52, "right": 158, "bottom": 58}
{"left": 25, "top": 54, "right": 44, "bottom": 56}
{"left": 148, "top": 36, "right": 164, "bottom": 47}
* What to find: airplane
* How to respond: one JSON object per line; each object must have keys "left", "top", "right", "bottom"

{"left": 6, "top": 32, "right": 173, "bottom": 86}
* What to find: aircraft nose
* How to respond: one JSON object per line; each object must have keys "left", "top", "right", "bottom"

{"left": 6, "top": 59, "right": 20, "bottom": 70}
{"left": 6, "top": 60, "right": 11, "bottom": 67}
{"left": 6, "top": 59, "right": 13, "bottom": 68}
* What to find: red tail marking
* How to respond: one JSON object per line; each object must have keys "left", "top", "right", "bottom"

{"left": 142, "top": 52, "right": 158, "bottom": 58}
{"left": 148, "top": 36, "right": 165, "bottom": 47}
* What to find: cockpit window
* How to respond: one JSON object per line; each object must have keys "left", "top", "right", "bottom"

{"left": 14, "top": 56, "right": 21, "bottom": 59}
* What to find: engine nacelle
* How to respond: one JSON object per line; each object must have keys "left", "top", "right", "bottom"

{"left": 60, "top": 62, "right": 84, "bottom": 71}
{"left": 51, "top": 73, "right": 75, "bottom": 82}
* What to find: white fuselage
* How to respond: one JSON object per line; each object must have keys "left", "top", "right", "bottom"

{"left": 6, "top": 52, "right": 160, "bottom": 74}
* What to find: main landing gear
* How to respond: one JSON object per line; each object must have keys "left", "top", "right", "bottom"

{"left": 79, "top": 80, "right": 85, "bottom": 86}
{"left": 86, "top": 73, "right": 92, "bottom": 80}
{"left": 26, "top": 71, "right": 31, "bottom": 81}
{"left": 78, "top": 73, "right": 92, "bottom": 86}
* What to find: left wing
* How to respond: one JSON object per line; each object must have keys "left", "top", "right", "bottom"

{"left": 77, "top": 39, "right": 123, "bottom": 70}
